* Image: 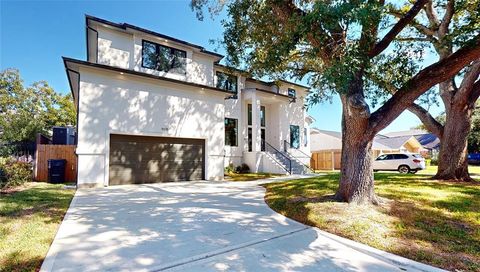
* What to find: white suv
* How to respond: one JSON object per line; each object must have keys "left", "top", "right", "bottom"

{"left": 373, "top": 153, "right": 425, "bottom": 174}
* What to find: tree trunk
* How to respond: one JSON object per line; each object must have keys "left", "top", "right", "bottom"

{"left": 434, "top": 103, "right": 475, "bottom": 182}
{"left": 336, "top": 94, "right": 378, "bottom": 204}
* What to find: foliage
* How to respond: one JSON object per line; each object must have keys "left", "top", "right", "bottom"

{"left": 0, "top": 158, "right": 32, "bottom": 189}
{"left": 0, "top": 182, "right": 75, "bottom": 271}
{"left": 0, "top": 69, "right": 76, "bottom": 149}
{"left": 225, "top": 172, "right": 282, "bottom": 181}
{"left": 469, "top": 104, "right": 480, "bottom": 153}
{"left": 225, "top": 163, "right": 235, "bottom": 174}
{"left": 235, "top": 163, "right": 250, "bottom": 174}
{"left": 416, "top": 102, "right": 480, "bottom": 153}
{"left": 264, "top": 172, "right": 480, "bottom": 271}
{"left": 191, "top": 0, "right": 480, "bottom": 203}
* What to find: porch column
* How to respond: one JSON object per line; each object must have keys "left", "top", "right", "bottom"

{"left": 251, "top": 93, "right": 261, "bottom": 152}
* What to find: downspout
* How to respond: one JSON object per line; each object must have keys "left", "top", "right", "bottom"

{"left": 66, "top": 68, "right": 80, "bottom": 186}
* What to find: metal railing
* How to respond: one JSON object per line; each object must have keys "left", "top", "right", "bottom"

{"left": 283, "top": 140, "right": 314, "bottom": 173}
{"left": 262, "top": 139, "right": 292, "bottom": 174}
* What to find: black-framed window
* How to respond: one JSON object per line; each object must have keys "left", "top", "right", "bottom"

{"left": 260, "top": 106, "right": 266, "bottom": 127}
{"left": 216, "top": 71, "right": 238, "bottom": 93}
{"left": 225, "top": 118, "right": 238, "bottom": 146}
{"left": 290, "top": 125, "right": 300, "bottom": 149}
{"left": 248, "top": 127, "right": 252, "bottom": 152}
{"left": 288, "top": 88, "right": 296, "bottom": 98}
{"left": 142, "top": 40, "right": 186, "bottom": 74}
{"left": 304, "top": 127, "right": 308, "bottom": 147}
{"left": 248, "top": 104, "right": 252, "bottom": 126}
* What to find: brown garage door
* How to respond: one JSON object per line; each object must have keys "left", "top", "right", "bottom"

{"left": 109, "top": 134, "right": 205, "bottom": 185}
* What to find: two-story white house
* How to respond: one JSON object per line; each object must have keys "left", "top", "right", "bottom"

{"left": 64, "top": 15, "right": 313, "bottom": 187}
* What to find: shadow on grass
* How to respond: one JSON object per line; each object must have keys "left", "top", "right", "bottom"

{"left": 1, "top": 250, "right": 44, "bottom": 272}
{"left": 1, "top": 183, "right": 75, "bottom": 272}
{"left": 263, "top": 172, "right": 480, "bottom": 271}
{"left": 1, "top": 184, "right": 73, "bottom": 223}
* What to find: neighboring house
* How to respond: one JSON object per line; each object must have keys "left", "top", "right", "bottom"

{"left": 64, "top": 15, "right": 312, "bottom": 188}
{"left": 384, "top": 129, "right": 440, "bottom": 156}
{"left": 310, "top": 128, "right": 424, "bottom": 170}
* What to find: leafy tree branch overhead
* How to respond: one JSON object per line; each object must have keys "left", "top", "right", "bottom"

{"left": 192, "top": 0, "right": 480, "bottom": 204}
{"left": 388, "top": 0, "right": 480, "bottom": 181}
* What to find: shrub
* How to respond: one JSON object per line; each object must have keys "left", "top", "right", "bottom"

{"left": 0, "top": 158, "right": 32, "bottom": 189}
{"left": 225, "top": 163, "right": 235, "bottom": 174}
{"left": 235, "top": 163, "right": 250, "bottom": 174}
{"left": 425, "top": 159, "right": 431, "bottom": 166}
{"left": 430, "top": 157, "right": 438, "bottom": 166}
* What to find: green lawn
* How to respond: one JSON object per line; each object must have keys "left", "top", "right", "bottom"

{"left": 225, "top": 172, "right": 283, "bottom": 181}
{"left": 263, "top": 172, "right": 480, "bottom": 271}
{"left": 421, "top": 165, "right": 480, "bottom": 175}
{"left": 0, "top": 182, "right": 75, "bottom": 272}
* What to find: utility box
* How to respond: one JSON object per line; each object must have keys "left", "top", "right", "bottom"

{"left": 52, "top": 127, "right": 76, "bottom": 145}
{"left": 48, "top": 159, "right": 67, "bottom": 183}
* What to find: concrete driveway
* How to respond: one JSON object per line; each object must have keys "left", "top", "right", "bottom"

{"left": 41, "top": 178, "right": 444, "bottom": 272}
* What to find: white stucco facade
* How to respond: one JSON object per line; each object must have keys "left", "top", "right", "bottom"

{"left": 66, "top": 15, "right": 312, "bottom": 187}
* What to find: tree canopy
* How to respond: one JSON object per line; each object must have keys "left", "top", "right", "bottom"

{"left": 191, "top": 0, "right": 480, "bottom": 203}
{"left": 0, "top": 69, "right": 76, "bottom": 146}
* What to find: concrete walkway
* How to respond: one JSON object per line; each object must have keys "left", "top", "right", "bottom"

{"left": 41, "top": 176, "right": 445, "bottom": 272}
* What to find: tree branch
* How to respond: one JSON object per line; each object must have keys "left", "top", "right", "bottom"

{"left": 424, "top": 0, "right": 440, "bottom": 28}
{"left": 369, "top": 34, "right": 480, "bottom": 135}
{"left": 470, "top": 79, "right": 480, "bottom": 102}
{"left": 369, "top": 0, "right": 429, "bottom": 57}
{"left": 438, "top": 0, "right": 454, "bottom": 37}
{"left": 456, "top": 60, "right": 480, "bottom": 102}
{"left": 408, "top": 103, "right": 444, "bottom": 138}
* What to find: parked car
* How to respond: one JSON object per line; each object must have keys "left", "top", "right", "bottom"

{"left": 468, "top": 153, "right": 480, "bottom": 165}
{"left": 373, "top": 153, "right": 425, "bottom": 174}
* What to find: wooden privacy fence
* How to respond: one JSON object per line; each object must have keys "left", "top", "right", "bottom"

{"left": 35, "top": 144, "right": 77, "bottom": 182}
{"left": 311, "top": 149, "right": 401, "bottom": 170}
{"left": 311, "top": 151, "right": 341, "bottom": 170}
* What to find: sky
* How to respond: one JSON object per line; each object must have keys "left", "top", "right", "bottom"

{"left": 0, "top": 0, "right": 443, "bottom": 133}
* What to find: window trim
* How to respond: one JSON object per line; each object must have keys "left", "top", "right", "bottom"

{"left": 224, "top": 118, "right": 238, "bottom": 147}
{"left": 141, "top": 39, "right": 187, "bottom": 75}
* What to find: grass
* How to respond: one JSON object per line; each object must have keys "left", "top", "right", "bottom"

{"left": 225, "top": 172, "right": 283, "bottom": 181}
{"left": 0, "top": 182, "right": 75, "bottom": 272}
{"left": 263, "top": 172, "right": 480, "bottom": 271}
{"left": 422, "top": 165, "right": 480, "bottom": 175}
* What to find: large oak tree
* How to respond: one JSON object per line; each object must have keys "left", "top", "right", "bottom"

{"left": 390, "top": 0, "right": 480, "bottom": 182}
{"left": 192, "top": 0, "right": 480, "bottom": 204}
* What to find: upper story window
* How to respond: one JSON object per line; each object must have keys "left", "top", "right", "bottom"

{"left": 142, "top": 40, "right": 186, "bottom": 75}
{"left": 216, "top": 71, "right": 238, "bottom": 93}
{"left": 288, "top": 88, "right": 296, "bottom": 98}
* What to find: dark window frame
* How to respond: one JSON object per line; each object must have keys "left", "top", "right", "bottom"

{"left": 290, "top": 125, "right": 300, "bottom": 149}
{"left": 225, "top": 118, "right": 238, "bottom": 147}
{"left": 288, "top": 88, "right": 296, "bottom": 98}
{"left": 141, "top": 40, "right": 187, "bottom": 75}
{"left": 260, "top": 106, "right": 266, "bottom": 127}
{"left": 216, "top": 71, "right": 238, "bottom": 93}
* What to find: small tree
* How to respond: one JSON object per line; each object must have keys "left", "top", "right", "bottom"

{"left": 0, "top": 69, "right": 76, "bottom": 153}
{"left": 191, "top": 0, "right": 480, "bottom": 204}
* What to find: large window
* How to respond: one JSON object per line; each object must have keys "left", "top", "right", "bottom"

{"left": 216, "top": 72, "right": 238, "bottom": 93}
{"left": 142, "top": 40, "right": 186, "bottom": 74}
{"left": 225, "top": 118, "right": 238, "bottom": 146}
{"left": 290, "top": 125, "right": 300, "bottom": 149}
